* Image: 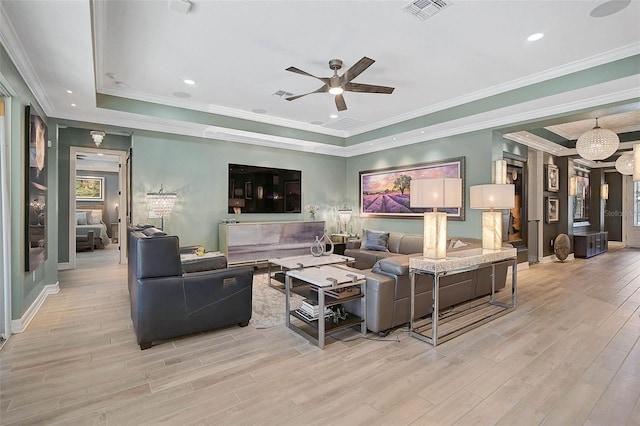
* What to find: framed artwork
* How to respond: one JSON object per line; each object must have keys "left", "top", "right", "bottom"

{"left": 245, "top": 181, "right": 252, "bottom": 200}
{"left": 25, "top": 105, "right": 48, "bottom": 271}
{"left": 76, "top": 176, "right": 104, "bottom": 201}
{"left": 546, "top": 164, "right": 559, "bottom": 192}
{"left": 359, "top": 157, "right": 465, "bottom": 219}
{"left": 546, "top": 197, "right": 560, "bottom": 223}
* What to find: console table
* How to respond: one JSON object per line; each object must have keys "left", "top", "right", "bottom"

{"left": 409, "top": 247, "right": 517, "bottom": 346}
{"left": 573, "top": 231, "right": 608, "bottom": 258}
{"left": 219, "top": 221, "right": 325, "bottom": 266}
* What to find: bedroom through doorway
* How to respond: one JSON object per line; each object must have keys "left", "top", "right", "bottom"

{"left": 69, "top": 146, "right": 128, "bottom": 268}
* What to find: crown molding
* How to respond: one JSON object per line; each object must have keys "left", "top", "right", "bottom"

{"left": 0, "top": 3, "right": 54, "bottom": 115}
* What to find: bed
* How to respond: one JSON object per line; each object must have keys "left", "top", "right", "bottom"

{"left": 76, "top": 205, "right": 111, "bottom": 249}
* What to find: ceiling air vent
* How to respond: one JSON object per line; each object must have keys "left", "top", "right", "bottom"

{"left": 403, "top": 0, "right": 451, "bottom": 20}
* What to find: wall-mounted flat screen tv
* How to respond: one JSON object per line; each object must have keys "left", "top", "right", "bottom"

{"left": 228, "top": 164, "right": 301, "bottom": 214}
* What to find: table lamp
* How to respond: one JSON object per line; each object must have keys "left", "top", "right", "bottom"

{"left": 410, "top": 178, "right": 462, "bottom": 259}
{"left": 146, "top": 184, "right": 177, "bottom": 230}
{"left": 469, "top": 184, "right": 515, "bottom": 250}
{"left": 337, "top": 207, "right": 352, "bottom": 234}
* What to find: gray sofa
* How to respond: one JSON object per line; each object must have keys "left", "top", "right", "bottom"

{"left": 342, "top": 231, "right": 509, "bottom": 334}
{"left": 128, "top": 227, "right": 253, "bottom": 349}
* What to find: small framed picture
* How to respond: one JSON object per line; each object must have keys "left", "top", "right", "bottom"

{"left": 546, "top": 197, "right": 560, "bottom": 223}
{"left": 546, "top": 164, "right": 559, "bottom": 192}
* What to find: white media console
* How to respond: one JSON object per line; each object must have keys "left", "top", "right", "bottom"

{"left": 219, "top": 220, "right": 326, "bottom": 266}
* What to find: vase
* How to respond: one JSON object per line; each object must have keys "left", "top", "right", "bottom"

{"left": 310, "top": 236, "right": 324, "bottom": 257}
{"left": 309, "top": 213, "right": 316, "bottom": 221}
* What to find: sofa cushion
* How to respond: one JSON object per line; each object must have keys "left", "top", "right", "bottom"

{"left": 372, "top": 255, "right": 412, "bottom": 277}
{"left": 398, "top": 234, "right": 423, "bottom": 255}
{"left": 361, "top": 229, "right": 390, "bottom": 252}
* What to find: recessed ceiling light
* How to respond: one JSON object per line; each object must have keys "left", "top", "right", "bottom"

{"left": 97, "top": 153, "right": 104, "bottom": 156}
{"left": 66, "top": 89, "right": 73, "bottom": 94}
{"left": 330, "top": 114, "right": 338, "bottom": 119}
{"left": 173, "top": 91, "right": 191, "bottom": 98}
{"left": 420, "top": 130, "right": 424, "bottom": 134}
{"left": 71, "top": 103, "right": 77, "bottom": 107}
{"left": 527, "top": 33, "right": 544, "bottom": 42}
{"left": 184, "top": 79, "right": 196, "bottom": 85}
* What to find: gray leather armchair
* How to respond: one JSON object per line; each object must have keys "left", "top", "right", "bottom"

{"left": 128, "top": 228, "right": 253, "bottom": 350}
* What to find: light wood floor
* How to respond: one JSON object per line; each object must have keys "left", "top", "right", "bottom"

{"left": 1, "top": 247, "right": 640, "bottom": 425}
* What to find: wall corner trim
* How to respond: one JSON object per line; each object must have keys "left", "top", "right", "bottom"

{"left": 10, "top": 282, "right": 60, "bottom": 333}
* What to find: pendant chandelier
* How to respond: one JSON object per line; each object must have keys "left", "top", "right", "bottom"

{"left": 615, "top": 151, "right": 634, "bottom": 175}
{"left": 575, "top": 118, "right": 619, "bottom": 161}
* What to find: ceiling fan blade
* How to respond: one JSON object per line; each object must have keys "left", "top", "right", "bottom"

{"left": 286, "top": 66, "right": 330, "bottom": 84}
{"left": 286, "top": 85, "right": 329, "bottom": 101}
{"left": 341, "top": 57, "right": 375, "bottom": 83}
{"left": 335, "top": 93, "right": 347, "bottom": 111}
{"left": 345, "top": 82, "right": 394, "bottom": 94}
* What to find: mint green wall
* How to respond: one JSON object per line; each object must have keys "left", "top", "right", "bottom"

{"left": 346, "top": 130, "right": 494, "bottom": 238}
{"left": 131, "top": 131, "right": 347, "bottom": 250}
{"left": 1, "top": 43, "right": 57, "bottom": 321}
{"left": 56, "top": 127, "right": 131, "bottom": 263}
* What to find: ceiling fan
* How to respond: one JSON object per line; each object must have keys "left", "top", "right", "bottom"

{"left": 285, "top": 57, "right": 394, "bottom": 111}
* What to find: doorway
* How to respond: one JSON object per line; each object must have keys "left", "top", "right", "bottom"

{"left": 69, "top": 146, "right": 127, "bottom": 267}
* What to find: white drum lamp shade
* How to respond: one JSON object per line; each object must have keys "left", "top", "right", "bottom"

{"left": 635, "top": 144, "right": 640, "bottom": 182}
{"left": 615, "top": 151, "right": 634, "bottom": 175}
{"left": 410, "top": 178, "right": 462, "bottom": 259}
{"left": 601, "top": 183, "right": 609, "bottom": 200}
{"left": 575, "top": 118, "right": 620, "bottom": 161}
{"left": 470, "top": 184, "right": 515, "bottom": 250}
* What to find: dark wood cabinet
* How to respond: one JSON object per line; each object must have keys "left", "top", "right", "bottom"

{"left": 574, "top": 231, "right": 608, "bottom": 258}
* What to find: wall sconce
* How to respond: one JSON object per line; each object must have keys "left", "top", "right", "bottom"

{"left": 569, "top": 175, "right": 577, "bottom": 197}
{"left": 470, "top": 184, "right": 515, "bottom": 250}
{"left": 228, "top": 198, "right": 245, "bottom": 214}
{"left": 601, "top": 183, "right": 609, "bottom": 200}
{"left": 146, "top": 184, "right": 177, "bottom": 230}
{"left": 90, "top": 130, "right": 106, "bottom": 147}
{"left": 634, "top": 144, "right": 640, "bottom": 182}
{"left": 410, "top": 178, "right": 462, "bottom": 259}
{"left": 337, "top": 206, "right": 352, "bottom": 234}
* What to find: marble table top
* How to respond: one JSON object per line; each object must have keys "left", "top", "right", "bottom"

{"left": 409, "top": 247, "right": 517, "bottom": 274}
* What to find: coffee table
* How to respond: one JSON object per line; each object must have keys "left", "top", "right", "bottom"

{"left": 267, "top": 253, "right": 355, "bottom": 288}
{"left": 285, "top": 265, "right": 366, "bottom": 349}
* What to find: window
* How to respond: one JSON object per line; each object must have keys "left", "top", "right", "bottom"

{"left": 635, "top": 181, "right": 640, "bottom": 226}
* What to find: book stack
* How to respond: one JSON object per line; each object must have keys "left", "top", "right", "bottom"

{"left": 311, "top": 286, "right": 361, "bottom": 299}
{"left": 296, "top": 300, "right": 332, "bottom": 321}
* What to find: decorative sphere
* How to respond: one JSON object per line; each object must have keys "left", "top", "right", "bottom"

{"left": 554, "top": 234, "right": 571, "bottom": 262}
{"left": 576, "top": 126, "right": 619, "bottom": 161}
{"left": 615, "top": 152, "right": 634, "bottom": 175}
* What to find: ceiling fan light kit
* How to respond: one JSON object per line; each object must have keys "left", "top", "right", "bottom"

{"left": 285, "top": 57, "right": 394, "bottom": 111}
{"left": 575, "top": 118, "right": 620, "bottom": 161}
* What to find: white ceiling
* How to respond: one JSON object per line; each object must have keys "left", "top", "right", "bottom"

{"left": 1, "top": 0, "right": 639, "bottom": 156}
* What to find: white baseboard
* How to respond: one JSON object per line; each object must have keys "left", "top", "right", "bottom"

{"left": 608, "top": 241, "right": 625, "bottom": 248}
{"left": 10, "top": 281, "right": 60, "bottom": 333}
{"left": 58, "top": 262, "right": 71, "bottom": 270}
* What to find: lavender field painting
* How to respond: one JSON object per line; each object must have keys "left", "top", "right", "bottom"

{"left": 359, "top": 157, "right": 465, "bottom": 219}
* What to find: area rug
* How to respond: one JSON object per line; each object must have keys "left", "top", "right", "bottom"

{"left": 250, "top": 273, "right": 304, "bottom": 329}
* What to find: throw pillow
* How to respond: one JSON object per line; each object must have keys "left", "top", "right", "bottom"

{"left": 452, "top": 240, "right": 468, "bottom": 249}
{"left": 361, "top": 229, "right": 390, "bottom": 252}
{"left": 89, "top": 212, "right": 101, "bottom": 224}
{"left": 76, "top": 212, "right": 87, "bottom": 225}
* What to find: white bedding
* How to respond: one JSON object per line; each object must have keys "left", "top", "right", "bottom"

{"left": 76, "top": 223, "right": 111, "bottom": 247}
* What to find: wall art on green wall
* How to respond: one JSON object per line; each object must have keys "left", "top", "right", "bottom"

{"left": 76, "top": 176, "right": 105, "bottom": 201}
{"left": 359, "top": 157, "right": 465, "bottom": 220}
